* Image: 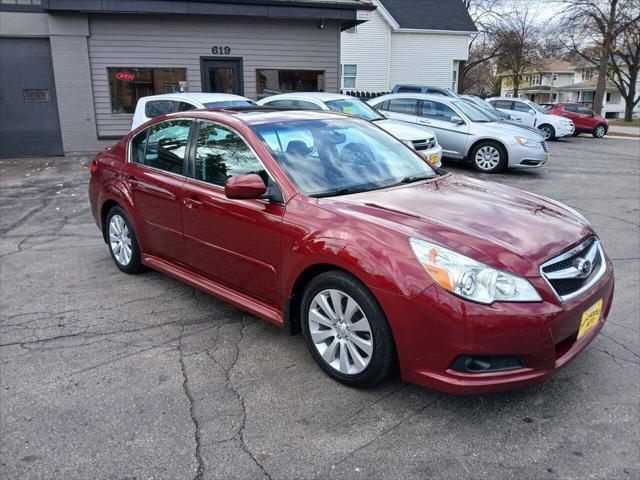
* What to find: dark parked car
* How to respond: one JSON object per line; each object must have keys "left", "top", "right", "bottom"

{"left": 544, "top": 102, "right": 609, "bottom": 138}
{"left": 89, "top": 108, "right": 614, "bottom": 394}
{"left": 391, "top": 84, "right": 459, "bottom": 97}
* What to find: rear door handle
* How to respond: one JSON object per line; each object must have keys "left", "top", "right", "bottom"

{"left": 417, "top": 119, "right": 431, "bottom": 125}
{"left": 184, "top": 196, "right": 204, "bottom": 209}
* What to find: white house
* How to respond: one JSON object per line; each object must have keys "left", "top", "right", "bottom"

{"left": 340, "top": 0, "right": 476, "bottom": 93}
{"left": 500, "top": 60, "right": 639, "bottom": 119}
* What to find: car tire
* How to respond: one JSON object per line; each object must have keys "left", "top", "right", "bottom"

{"left": 470, "top": 141, "right": 507, "bottom": 174}
{"left": 593, "top": 124, "right": 607, "bottom": 138}
{"left": 539, "top": 124, "right": 556, "bottom": 140}
{"left": 300, "top": 270, "right": 396, "bottom": 388}
{"left": 106, "top": 206, "right": 144, "bottom": 274}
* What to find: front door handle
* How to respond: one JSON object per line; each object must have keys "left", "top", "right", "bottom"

{"left": 417, "top": 119, "right": 431, "bottom": 125}
{"left": 184, "top": 196, "right": 204, "bottom": 209}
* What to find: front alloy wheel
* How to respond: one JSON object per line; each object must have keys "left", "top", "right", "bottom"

{"left": 308, "top": 289, "right": 373, "bottom": 375}
{"left": 300, "top": 270, "right": 396, "bottom": 387}
{"left": 471, "top": 141, "right": 507, "bottom": 173}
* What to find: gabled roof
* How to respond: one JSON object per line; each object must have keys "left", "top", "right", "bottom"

{"left": 378, "top": 0, "right": 477, "bottom": 32}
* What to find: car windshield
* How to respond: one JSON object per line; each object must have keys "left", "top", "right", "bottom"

{"left": 462, "top": 98, "right": 499, "bottom": 121}
{"left": 203, "top": 100, "right": 256, "bottom": 108}
{"left": 451, "top": 100, "right": 493, "bottom": 122}
{"left": 251, "top": 118, "right": 436, "bottom": 197}
{"left": 324, "top": 99, "right": 384, "bottom": 121}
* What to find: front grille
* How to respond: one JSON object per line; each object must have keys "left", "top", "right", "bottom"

{"left": 412, "top": 138, "right": 437, "bottom": 151}
{"left": 541, "top": 141, "right": 549, "bottom": 152}
{"left": 540, "top": 237, "right": 605, "bottom": 302}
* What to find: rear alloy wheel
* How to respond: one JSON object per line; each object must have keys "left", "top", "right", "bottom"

{"left": 106, "top": 206, "right": 143, "bottom": 274}
{"left": 593, "top": 125, "right": 606, "bottom": 138}
{"left": 471, "top": 142, "right": 507, "bottom": 174}
{"left": 539, "top": 124, "right": 555, "bottom": 140}
{"left": 300, "top": 271, "right": 396, "bottom": 387}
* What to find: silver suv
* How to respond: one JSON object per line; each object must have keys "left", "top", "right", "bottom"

{"left": 369, "top": 93, "right": 549, "bottom": 174}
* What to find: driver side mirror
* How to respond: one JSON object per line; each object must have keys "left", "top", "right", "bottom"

{"left": 451, "top": 116, "right": 465, "bottom": 125}
{"left": 528, "top": 108, "right": 536, "bottom": 115}
{"left": 224, "top": 174, "right": 267, "bottom": 200}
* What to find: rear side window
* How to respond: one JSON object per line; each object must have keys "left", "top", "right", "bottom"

{"left": 421, "top": 100, "right": 457, "bottom": 122}
{"left": 386, "top": 98, "right": 418, "bottom": 115}
{"left": 396, "top": 86, "right": 422, "bottom": 93}
{"left": 263, "top": 99, "right": 296, "bottom": 108}
{"left": 296, "top": 100, "right": 324, "bottom": 110}
{"left": 131, "top": 119, "right": 192, "bottom": 174}
{"left": 194, "top": 122, "right": 267, "bottom": 186}
{"left": 493, "top": 100, "right": 514, "bottom": 110}
{"left": 145, "top": 100, "right": 196, "bottom": 118}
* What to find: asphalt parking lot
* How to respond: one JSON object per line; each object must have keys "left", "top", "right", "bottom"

{"left": 1, "top": 135, "right": 639, "bottom": 480}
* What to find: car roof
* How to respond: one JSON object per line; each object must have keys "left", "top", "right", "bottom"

{"left": 260, "top": 92, "right": 352, "bottom": 102}
{"left": 372, "top": 93, "right": 460, "bottom": 104}
{"left": 140, "top": 92, "right": 250, "bottom": 103}
{"left": 170, "top": 108, "right": 350, "bottom": 126}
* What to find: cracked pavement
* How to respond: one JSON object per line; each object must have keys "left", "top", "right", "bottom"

{"left": 1, "top": 136, "right": 639, "bottom": 479}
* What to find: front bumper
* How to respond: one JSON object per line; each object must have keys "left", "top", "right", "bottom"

{"left": 375, "top": 261, "right": 614, "bottom": 395}
{"left": 556, "top": 124, "right": 575, "bottom": 138}
{"left": 417, "top": 145, "right": 443, "bottom": 168}
{"left": 507, "top": 142, "right": 548, "bottom": 168}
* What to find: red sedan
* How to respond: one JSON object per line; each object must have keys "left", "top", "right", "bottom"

{"left": 89, "top": 108, "right": 614, "bottom": 394}
{"left": 544, "top": 103, "right": 609, "bottom": 138}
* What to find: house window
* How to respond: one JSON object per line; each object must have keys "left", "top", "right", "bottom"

{"left": 606, "top": 93, "right": 612, "bottom": 102}
{"left": 108, "top": 67, "right": 187, "bottom": 114}
{"left": 532, "top": 75, "right": 541, "bottom": 86}
{"left": 341, "top": 65, "right": 357, "bottom": 89}
{"left": 552, "top": 73, "right": 558, "bottom": 82}
{"left": 584, "top": 69, "right": 594, "bottom": 81}
{"left": 451, "top": 65, "right": 458, "bottom": 92}
{"left": 256, "top": 69, "right": 325, "bottom": 97}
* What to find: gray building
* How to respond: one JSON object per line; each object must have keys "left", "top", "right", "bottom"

{"left": 0, "top": 0, "right": 374, "bottom": 157}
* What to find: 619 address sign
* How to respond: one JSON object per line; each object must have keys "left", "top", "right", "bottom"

{"left": 212, "top": 46, "right": 231, "bottom": 55}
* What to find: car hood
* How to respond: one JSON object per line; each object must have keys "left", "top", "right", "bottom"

{"left": 374, "top": 118, "right": 436, "bottom": 141}
{"left": 320, "top": 174, "right": 592, "bottom": 277}
{"left": 479, "top": 121, "right": 546, "bottom": 141}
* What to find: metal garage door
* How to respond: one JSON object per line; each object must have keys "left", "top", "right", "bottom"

{"left": 0, "top": 38, "right": 63, "bottom": 158}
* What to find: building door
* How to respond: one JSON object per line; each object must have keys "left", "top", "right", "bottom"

{"left": 0, "top": 38, "right": 63, "bottom": 158}
{"left": 200, "top": 58, "right": 243, "bottom": 95}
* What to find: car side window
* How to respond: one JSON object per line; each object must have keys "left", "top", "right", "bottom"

{"left": 131, "top": 120, "right": 192, "bottom": 174}
{"left": 493, "top": 100, "right": 513, "bottom": 110}
{"left": 264, "top": 99, "right": 296, "bottom": 108}
{"left": 396, "top": 87, "right": 421, "bottom": 93}
{"left": 577, "top": 106, "right": 593, "bottom": 115}
{"left": 513, "top": 101, "right": 532, "bottom": 113}
{"left": 297, "top": 100, "right": 323, "bottom": 110}
{"left": 194, "top": 122, "right": 267, "bottom": 187}
{"left": 386, "top": 98, "right": 418, "bottom": 115}
{"left": 420, "top": 100, "right": 457, "bottom": 122}
{"left": 145, "top": 100, "right": 196, "bottom": 118}
{"left": 564, "top": 105, "right": 578, "bottom": 113}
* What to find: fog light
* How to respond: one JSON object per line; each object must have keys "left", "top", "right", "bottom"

{"left": 450, "top": 355, "right": 523, "bottom": 373}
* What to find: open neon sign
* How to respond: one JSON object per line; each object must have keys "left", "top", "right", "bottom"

{"left": 116, "top": 72, "right": 136, "bottom": 81}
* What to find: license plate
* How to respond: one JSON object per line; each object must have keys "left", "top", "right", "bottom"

{"left": 578, "top": 299, "right": 603, "bottom": 340}
{"left": 430, "top": 154, "right": 440, "bottom": 165}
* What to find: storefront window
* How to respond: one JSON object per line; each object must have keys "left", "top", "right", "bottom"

{"left": 108, "top": 67, "right": 187, "bottom": 114}
{"left": 256, "top": 69, "right": 325, "bottom": 98}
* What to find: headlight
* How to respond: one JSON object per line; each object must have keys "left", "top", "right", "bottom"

{"left": 515, "top": 136, "right": 538, "bottom": 147}
{"left": 409, "top": 238, "right": 542, "bottom": 304}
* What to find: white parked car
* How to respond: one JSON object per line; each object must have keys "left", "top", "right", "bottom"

{"left": 131, "top": 93, "right": 256, "bottom": 130}
{"left": 369, "top": 93, "right": 548, "bottom": 174}
{"left": 256, "top": 92, "right": 443, "bottom": 168}
{"left": 486, "top": 97, "right": 575, "bottom": 140}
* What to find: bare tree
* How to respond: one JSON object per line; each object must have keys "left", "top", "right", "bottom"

{"left": 495, "top": 7, "right": 543, "bottom": 97}
{"left": 610, "top": 21, "right": 640, "bottom": 120}
{"left": 459, "top": 0, "right": 506, "bottom": 93}
{"left": 562, "top": 0, "right": 640, "bottom": 115}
